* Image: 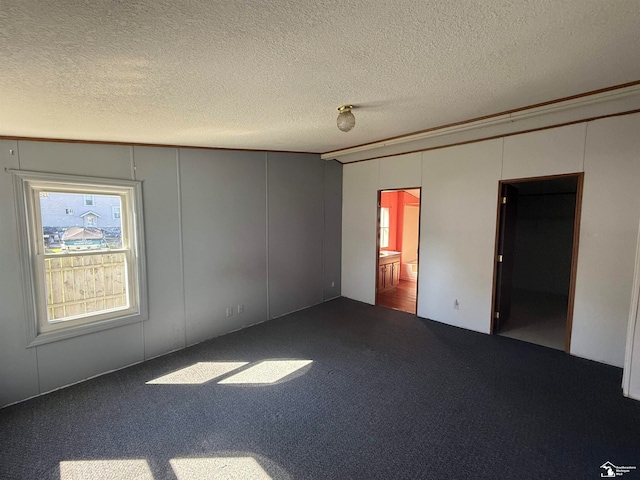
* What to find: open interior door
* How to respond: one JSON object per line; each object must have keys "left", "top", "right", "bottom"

{"left": 494, "top": 183, "right": 518, "bottom": 332}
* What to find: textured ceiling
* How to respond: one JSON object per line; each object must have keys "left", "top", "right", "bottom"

{"left": 1, "top": 1, "right": 639, "bottom": 153}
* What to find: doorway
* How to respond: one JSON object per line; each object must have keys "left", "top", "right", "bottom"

{"left": 492, "top": 173, "right": 583, "bottom": 351}
{"left": 376, "top": 188, "right": 421, "bottom": 314}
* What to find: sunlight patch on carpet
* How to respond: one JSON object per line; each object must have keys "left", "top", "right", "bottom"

{"left": 146, "top": 362, "right": 248, "bottom": 385}
{"left": 170, "top": 457, "right": 272, "bottom": 480}
{"left": 218, "top": 360, "right": 313, "bottom": 384}
{"left": 60, "top": 459, "right": 153, "bottom": 480}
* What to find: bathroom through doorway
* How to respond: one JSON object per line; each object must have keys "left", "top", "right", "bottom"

{"left": 376, "top": 188, "right": 421, "bottom": 314}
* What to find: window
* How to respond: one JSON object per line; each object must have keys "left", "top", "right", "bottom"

{"left": 380, "top": 207, "right": 390, "bottom": 248}
{"left": 12, "top": 171, "right": 147, "bottom": 346}
{"left": 65, "top": 208, "right": 74, "bottom": 215}
{"left": 112, "top": 206, "right": 121, "bottom": 219}
{"left": 84, "top": 194, "right": 95, "bottom": 206}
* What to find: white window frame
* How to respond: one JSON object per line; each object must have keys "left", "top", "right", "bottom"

{"left": 12, "top": 170, "right": 148, "bottom": 347}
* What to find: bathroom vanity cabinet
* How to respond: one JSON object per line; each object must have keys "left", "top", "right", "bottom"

{"left": 378, "top": 252, "right": 401, "bottom": 293}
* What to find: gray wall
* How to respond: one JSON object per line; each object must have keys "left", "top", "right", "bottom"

{"left": 512, "top": 194, "right": 576, "bottom": 295}
{"left": 181, "top": 149, "right": 268, "bottom": 344}
{"left": 267, "top": 152, "right": 324, "bottom": 318}
{"left": 323, "top": 160, "right": 343, "bottom": 300}
{"left": 0, "top": 140, "right": 341, "bottom": 408}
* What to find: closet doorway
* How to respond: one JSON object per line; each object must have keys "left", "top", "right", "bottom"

{"left": 376, "top": 188, "right": 421, "bottom": 314}
{"left": 492, "top": 173, "right": 583, "bottom": 351}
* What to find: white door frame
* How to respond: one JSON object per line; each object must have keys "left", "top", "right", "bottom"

{"left": 623, "top": 220, "right": 640, "bottom": 399}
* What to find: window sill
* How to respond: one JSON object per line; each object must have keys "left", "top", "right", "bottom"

{"left": 27, "top": 312, "right": 147, "bottom": 348}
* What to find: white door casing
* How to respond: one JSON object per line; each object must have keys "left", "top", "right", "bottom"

{"left": 623, "top": 219, "right": 640, "bottom": 399}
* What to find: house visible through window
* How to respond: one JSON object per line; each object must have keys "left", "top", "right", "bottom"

{"left": 380, "top": 207, "right": 390, "bottom": 248}
{"left": 11, "top": 171, "right": 148, "bottom": 346}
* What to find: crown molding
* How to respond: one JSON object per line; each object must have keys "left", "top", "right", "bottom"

{"left": 322, "top": 82, "right": 640, "bottom": 163}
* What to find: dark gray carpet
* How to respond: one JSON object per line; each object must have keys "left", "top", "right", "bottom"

{"left": 1, "top": 297, "right": 639, "bottom": 480}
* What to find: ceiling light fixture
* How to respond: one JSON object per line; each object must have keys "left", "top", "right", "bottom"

{"left": 337, "top": 105, "right": 355, "bottom": 132}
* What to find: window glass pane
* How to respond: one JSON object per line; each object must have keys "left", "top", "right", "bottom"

{"left": 380, "top": 227, "right": 389, "bottom": 248}
{"left": 380, "top": 207, "right": 390, "bottom": 248}
{"left": 39, "top": 192, "right": 123, "bottom": 253}
{"left": 44, "top": 253, "right": 129, "bottom": 322}
{"left": 380, "top": 207, "right": 390, "bottom": 228}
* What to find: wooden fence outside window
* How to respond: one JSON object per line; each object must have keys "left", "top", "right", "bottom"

{"left": 44, "top": 253, "right": 127, "bottom": 320}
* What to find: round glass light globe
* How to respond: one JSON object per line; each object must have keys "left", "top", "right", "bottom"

{"left": 337, "top": 110, "right": 355, "bottom": 132}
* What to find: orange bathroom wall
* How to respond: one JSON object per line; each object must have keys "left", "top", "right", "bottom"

{"left": 380, "top": 191, "right": 399, "bottom": 250}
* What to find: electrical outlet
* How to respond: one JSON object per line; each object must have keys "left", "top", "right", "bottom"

{"left": 454, "top": 299, "right": 460, "bottom": 310}
{"left": 237, "top": 304, "right": 244, "bottom": 314}
{"left": 226, "top": 307, "right": 233, "bottom": 317}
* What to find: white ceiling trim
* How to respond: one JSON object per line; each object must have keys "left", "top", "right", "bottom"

{"left": 322, "top": 83, "right": 640, "bottom": 163}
